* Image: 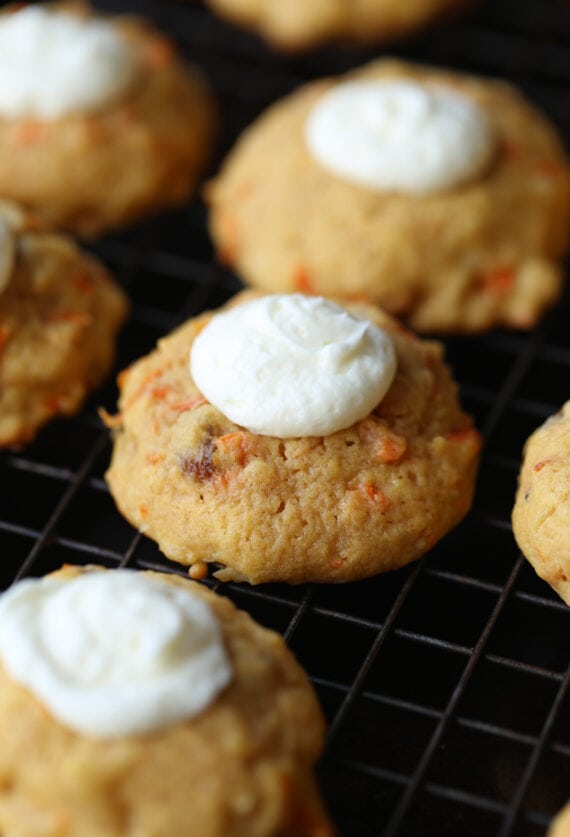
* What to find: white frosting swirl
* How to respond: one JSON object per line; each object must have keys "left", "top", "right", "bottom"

{"left": 305, "top": 78, "right": 496, "bottom": 193}
{"left": 0, "top": 7, "right": 140, "bottom": 120}
{"left": 190, "top": 294, "right": 396, "bottom": 438}
{"left": 0, "top": 571, "right": 232, "bottom": 737}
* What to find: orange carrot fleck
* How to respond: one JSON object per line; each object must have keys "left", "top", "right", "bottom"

{"left": 293, "top": 266, "right": 313, "bottom": 293}
{"left": 359, "top": 419, "right": 407, "bottom": 463}
{"left": 143, "top": 36, "right": 175, "bottom": 69}
{"left": 501, "top": 140, "right": 563, "bottom": 178}
{"left": 216, "top": 431, "right": 251, "bottom": 466}
{"left": 361, "top": 482, "right": 391, "bottom": 512}
{"left": 13, "top": 120, "right": 46, "bottom": 145}
{"left": 0, "top": 324, "right": 12, "bottom": 352}
{"left": 42, "top": 393, "right": 66, "bottom": 414}
{"left": 72, "top": 271, "right": 94, "bottom": 294}
{"left": 376, "top": 435, "right": 407, "bottom": 464}
{"left": 479, "top": 266, "right": 515, "bottom": 295}
{"left": 534, "top": 459, "right": 553, "bottom": 473}
{"left": 46, "top": 309, "right": 91, "bottom": 327}
{"left": 139, "top": 503, "right": 149, "bottom": 519}
{"left": 145, "top": 451, "right": 165, "bottom": 465}
{"left": 445, "top": 427, "right": 481, "bottom": 450}
{"left": 123, "top": 369, "right": 162, "bottom": 409}
{"left": 169, "top": 396, "right": 207, "bottom": 414}
{"left": 150, "top": 385, "right": 171, "bottom": 401}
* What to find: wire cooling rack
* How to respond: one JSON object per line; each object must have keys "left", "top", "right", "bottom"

{"left": 2, "top": 1, "right": 570, "bottom": 834}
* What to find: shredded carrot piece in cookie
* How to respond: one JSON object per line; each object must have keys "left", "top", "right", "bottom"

{"left": 45, "top": 310, "right": 92, "bottom": 328}
{"left": 358, "top": 418, "right": 407, "bottom": 463}
{"left": 293, "top": 266, "right": 313, "bottom": 293}
{"left": 360, "top": 482, "right": 391, "bottom": 511}
{"left": 501, "top": 140, "right": 563, "bottom": 178}
{"left": 0, "top": 324, "right": 12, "bottom": 353}
{"left": 216, "top": 431, "right": 251, "bottom": 466}
{"left": 445, "top": 427, "right": 481, "bottom": 450}
{"left": 122, "top": 369, "right": 162, "bottom": 409}
{"left": 169, "top": 396, "right": 207, "bottom": 413}
{"left": 375, "top": 435, "right": 407, "bottom": 464}
{"left": 150, "top": 385, "right": 172, "bottom": 401}
{"left": 41, "top": 393, "right": 66, "bottom": 414}
{"left": 13, "top": 120, "right": 47, "bottom": 145}
{"left": 478, "top": 266, "right": 515, "bottom": 295}
{"left": 145, "top": 451, "right": 165, "bottom": 465}
{"left": 534, "top": 459, "right": 554, "bottom": 472}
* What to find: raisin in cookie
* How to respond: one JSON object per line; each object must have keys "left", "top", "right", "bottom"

{"left": 105, "top": 291, "right": 481, "bottom": 584}
{"left": 207, "top": 59, "right": 570, "bottom": 333}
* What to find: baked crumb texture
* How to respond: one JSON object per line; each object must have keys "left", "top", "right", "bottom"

{"left": 0, "top": 4, "right": 217, "bottom": 237}
{"left": 0, "top": 206, "right": 127, "bottom": 448}
{"left": 0, "top": 566, "right": 334, "bottom": 837}
{"left": 207, "top": 60, "right": 570, "bottom": 334}
{"left": 106, "top": 292, "right": 481, "bottom": 584}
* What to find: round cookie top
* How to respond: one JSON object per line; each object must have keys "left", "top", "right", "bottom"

{"left": 190, "top": 293, "right": 396, "bottom": 437}
{"left": 0, "top": 4, "right": 217, "bottom": 236}
{"left": 208, "top": 59, "right": 570, "bottom": 333}
{"left": 0, "top": 565, "right": 333, "bottom": 836}
{"left": 0, "top": 570, "right": 232, "bottom": 736}
{"left": 0, "top": 5, "right": 140, "bottom": 119}
{"left": 106, "top": 291, "right": 481, "bottom": 584}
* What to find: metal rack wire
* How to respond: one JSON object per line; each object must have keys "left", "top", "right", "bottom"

{"left": 1, "top": 0, "right": 570, "bottom": 834}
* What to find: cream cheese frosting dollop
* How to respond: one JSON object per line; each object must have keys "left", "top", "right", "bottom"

{"left": 305, "top": 78, "right": 496, "bottom": 193}
{"left": 0, "top": 6, "right": 140, "bottom": 120}
{"left": 190, "top": 294, "right": 396, "bottom": 437}
{"left": 0, "top": 571, "right": 232, "bottom": 737}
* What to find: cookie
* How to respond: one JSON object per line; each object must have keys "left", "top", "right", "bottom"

{"left": 0, "top": 201, "right": 127, "bottom": 448}
{"left": 512, "top": 402, "right": 570, "bottom": 605}
{"left": 0, "top": 3, "right": 216, "bottom": 237}
{"left": 549, "top": 802, "right": 570, "bottom": 836}
{"left": 207, "top": 59, "right": 570, "bottom": 333}
{"left": 0, "top": 565, "right": 333, "bottom": 836}
{"left": 105, "top": 291, "right": 481, "bottom": 585}
{"left": 204, "top": 0, "right": 475, "bottom": 51}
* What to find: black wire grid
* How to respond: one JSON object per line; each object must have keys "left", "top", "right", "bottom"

{"left": 1, "top": 1, "right": 570, "bottom": 834}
